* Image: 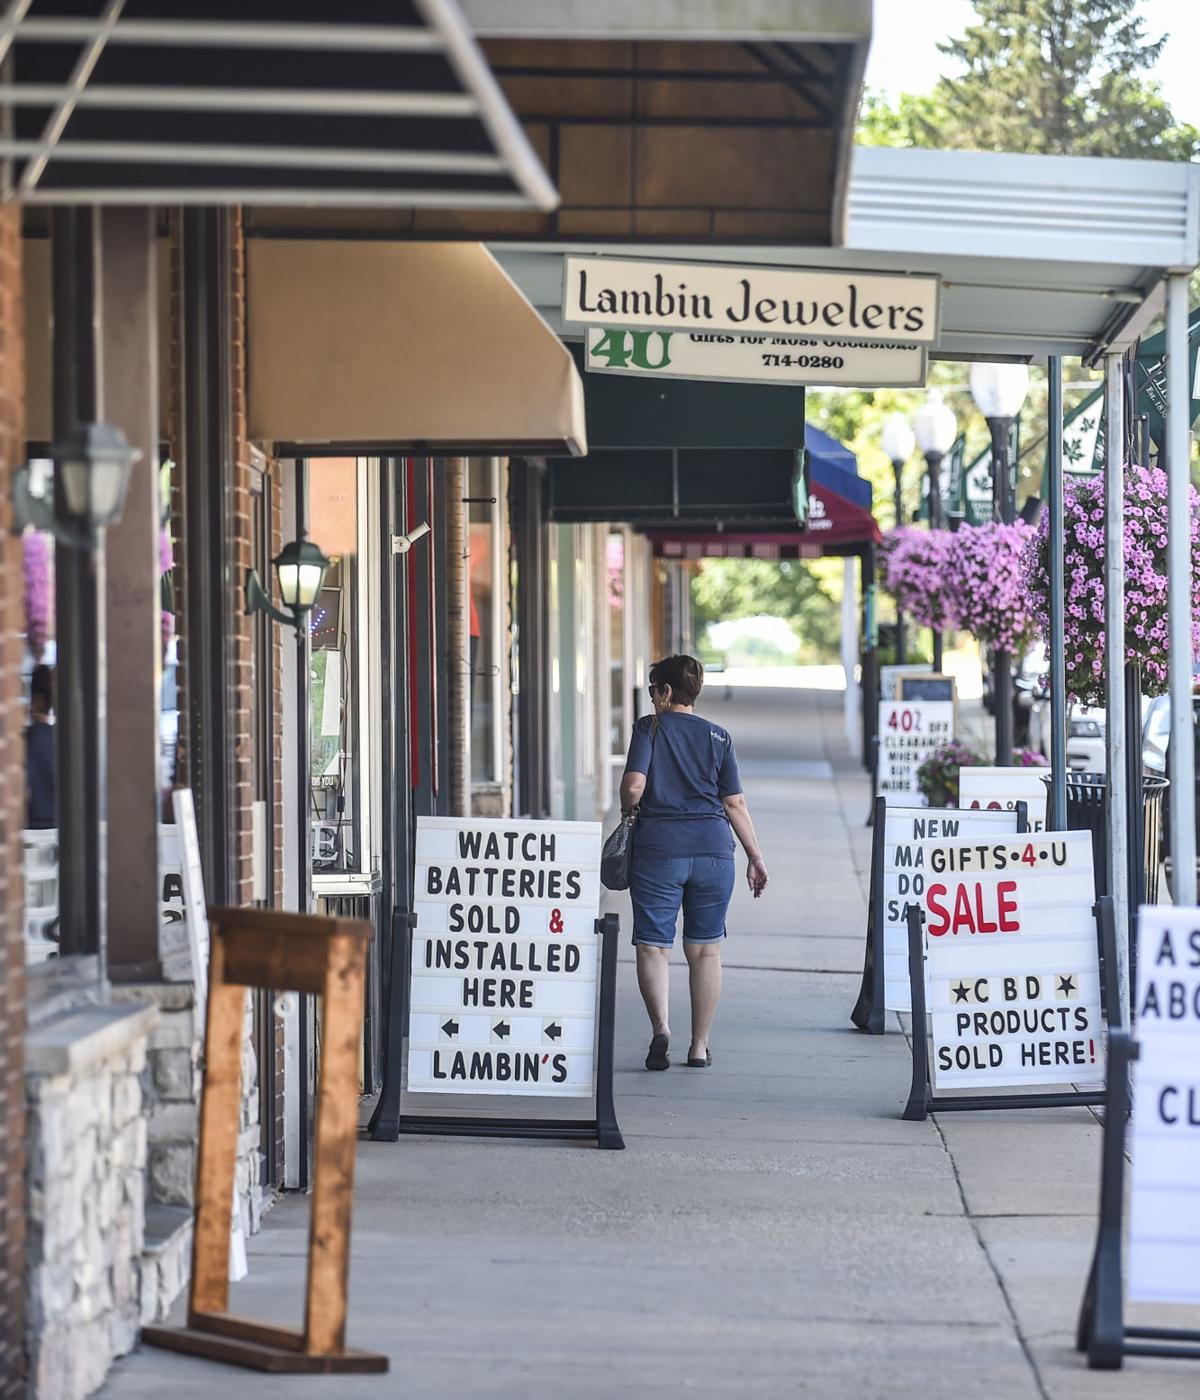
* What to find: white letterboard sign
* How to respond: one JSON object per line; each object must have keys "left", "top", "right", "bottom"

{"left": 959, "top": 766, "right": 1049, "bottom": 832}
{"left": 918, "top": 830, "right": 1102, "bottom": 1090}
{"left": 1128, "top": 906, "right": 1200, "bottom": 1304}
{"left": 408, "top": 816, "right": 602, "bottom": 1098}
{"left": 881, "top": 806, "right": 1020, "bottom": 1012}
{"left": 877, "top": 701, "right": 954, "bottom": 804}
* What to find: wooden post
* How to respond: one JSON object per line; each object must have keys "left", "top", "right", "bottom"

{"left": 144, "top": 907, "right": 388, "bottom": 1374}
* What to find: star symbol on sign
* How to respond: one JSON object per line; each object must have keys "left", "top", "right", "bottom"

{"left": 1057, "top": 975, "right": 1077, "bottom": 996}
{"left": 952, "top": 981, "right": 971, "bottom": 1003}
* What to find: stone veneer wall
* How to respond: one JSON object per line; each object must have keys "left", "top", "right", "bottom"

{"left": 25, "top": 1005, "right": 156, "bottom": 1400}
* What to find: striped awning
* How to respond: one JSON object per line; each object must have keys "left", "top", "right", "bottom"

{"left": 0, "top": 0, "right": 556, "bottom": 210}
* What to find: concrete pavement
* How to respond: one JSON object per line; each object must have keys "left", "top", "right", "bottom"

{"left": 101, "top": 684, "right": 1197, "bottom": 1399}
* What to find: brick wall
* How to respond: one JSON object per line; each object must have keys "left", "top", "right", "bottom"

{"left": 0, "top": 206, "right": 27, "bottom": 1398}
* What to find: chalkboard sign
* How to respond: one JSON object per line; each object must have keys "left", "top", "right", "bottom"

{"left": 898, "top": 672, "right": 956, "bottom": 703}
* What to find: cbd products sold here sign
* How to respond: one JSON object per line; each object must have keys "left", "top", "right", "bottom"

{"left": 1128, "top": 906, "right": 1200, "bottom": 1304}
{"left": 918, "top": 830, "right": 1103, "bottom": 1090}
{"left": 881, "top": 806, "right": 1020, "bottom": 1012}
{"left": 408, "top": 816, "right": 602, "bottom": 1097}
{"left": 877, "top": 701, "right": 954, "bottom": 804}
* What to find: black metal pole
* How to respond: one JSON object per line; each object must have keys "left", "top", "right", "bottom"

{"left": 891, "top": 459, "right": 906, "bottom": 665}
{"left": 51, "top": 208, "right": 106, "bottom": 969}
{"left": 294, "top": 459, "right": 312, "bottom": 1188}
{"left": 990, "top": 417, "right": 1015, "bottom": 764}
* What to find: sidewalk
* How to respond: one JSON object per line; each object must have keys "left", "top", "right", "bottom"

{"left": 102, "top": 685, "right": 1195, "bottom": 1400}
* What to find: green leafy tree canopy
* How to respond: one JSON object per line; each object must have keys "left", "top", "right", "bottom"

{"left": 861, "top": 0, "right": 1198, "bottom": 160}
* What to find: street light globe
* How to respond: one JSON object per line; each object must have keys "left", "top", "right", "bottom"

{"left": 880, "top": 413, "right": 916, "bottom": 466}
{"left": 53, "top": 422, "right": 139, "bottom": 533}
{"left": 912, "top": 388, "right": 958, "bottom": 458}
{"left": 969, "top": 361, "right": 1030, "bottom": 421}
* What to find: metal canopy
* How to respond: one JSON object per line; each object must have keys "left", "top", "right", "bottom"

{"left": 491, "top": 145, "right": 1200, "bottom": 365}
{"left": 0, "top": 0, "right": 556, "bottom": 209}
{"left": 246, "top": 0, "right": 870, "bottom": 246}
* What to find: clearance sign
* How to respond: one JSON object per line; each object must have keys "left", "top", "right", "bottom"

{"left": 919, "top": 830, "right": 1103, "bottom": 1090}
{"left": 408, "top": 816, "right": 602, "bottom": 1097}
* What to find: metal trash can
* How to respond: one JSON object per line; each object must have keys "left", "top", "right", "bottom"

{"left": 1046, "top": 771, "right": 1169, "bottom": 906}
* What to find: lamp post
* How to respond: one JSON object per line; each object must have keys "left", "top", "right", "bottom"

{"left": 969, "top": 362, "right": 1030, "bottom": 765}
{"left": 881, "top": 413, "right": 915, "bottom": 665}
{"left": 912, "top": 389, "right": 957, "bottom": 671}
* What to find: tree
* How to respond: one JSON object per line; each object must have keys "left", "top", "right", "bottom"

{"left": 691, "top": 559, "right": 842, "bottom": 663}
{"left": 860, "top": 0, "right": 1198, "bottom": 161}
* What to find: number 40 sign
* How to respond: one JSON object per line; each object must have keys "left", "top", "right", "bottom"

{"left": 878, "top": 701, "right": 954, "bottom": 804}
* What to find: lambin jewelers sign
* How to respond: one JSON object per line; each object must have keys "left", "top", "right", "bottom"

{"left": 1128, "top": 906, "right": 1200, "bottom": 1304}
{"left": 408, "top": 816, "right": 602, "bottom": 1097}
{"left": 918, "top": 831, "right": 1103, "bottom": 1090}
{"left": 583, "top": 326, "right": 927, "bottom": 389}
{"left": 877, "top": 701, "right": 954, "bottom": 803}
{"left": 881, "top": 806, "right": 1020, "bottom": 1012}
{"left": 563, "top": 255, "right": 941, "bottom": 345}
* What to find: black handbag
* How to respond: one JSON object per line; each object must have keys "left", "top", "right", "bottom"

{"left": 601, "top": 718, "right": 657, "bottom": 891}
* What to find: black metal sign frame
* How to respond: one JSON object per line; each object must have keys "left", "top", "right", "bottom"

{"left": 902, "top": 894, "right": 1119, "bottom": 1121}
{"left": 367, "top": 910, "right": 624, "bottom": 1150}
{"left": 852, "top": 797, "right": 1028, "bottom": 1036}
{"left": 1077, "top": 1033, "right": 1200, "bottom": 1368}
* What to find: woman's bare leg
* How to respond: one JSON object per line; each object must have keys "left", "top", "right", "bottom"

{"left": 683, "top": 941, "right": 722, "bottom": 1058}
{"left": 636, "top": 945, "right": 671, "bottom": 1037}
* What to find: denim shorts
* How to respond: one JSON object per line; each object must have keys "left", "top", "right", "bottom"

{"left": 630, "top": 855, "right": 736, "bottom": 948}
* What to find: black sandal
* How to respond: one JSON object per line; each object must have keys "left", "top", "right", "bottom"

{"left": 645, "top": 1033, "right": 670, "bottom": 1071}
{"left": 685, "top": 1049, "right": 713, "bottom": 1068}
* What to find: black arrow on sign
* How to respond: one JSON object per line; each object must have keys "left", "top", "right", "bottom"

{"left": 441, "top": 1019, "right": 459, "bottom": 1039}
{"left": 493, "top": 1020, "right": 511, "bottom": 1040}
{"left": 544, "top": 1022, "right": 563, "bottom": 1042}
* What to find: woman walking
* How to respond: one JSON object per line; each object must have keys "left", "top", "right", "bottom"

{"left": 619, "top": 655, "right": 768, "bottom": 1071}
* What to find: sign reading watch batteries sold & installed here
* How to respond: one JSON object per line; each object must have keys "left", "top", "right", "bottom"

{"left": 408, "top": 816, "right": 602, "bottom": 1097}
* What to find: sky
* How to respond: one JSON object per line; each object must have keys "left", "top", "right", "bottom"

{"left": 865, "top": 0, "right": 1200, "bottom": 130}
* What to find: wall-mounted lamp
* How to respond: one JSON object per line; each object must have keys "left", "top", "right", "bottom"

{"left": 12, "top": 423, "right": 139, "bottom": 546}
{"left": 244, "top": 531, "right": 332, "bottom": 633}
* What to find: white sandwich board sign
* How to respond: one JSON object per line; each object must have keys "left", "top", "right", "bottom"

{"left": 1128, "top": 906, "right": 1200, "bottom": 1304}
{"left": 408, "top": 816, "right": 602, "bottom": 1097}
{"left": 583, "top": 326, "right": 927, "bottom": 389}
{"left": 881, "top": 663, "right": 932, "bottom": 701}
{"left": 877, "top": 700, "right": 954, "bottom": 803}
{"left": 881, "top": 806, "right": 1021, "bottom": 1012}
{"left": 959, "top": 766, "right": 1049, "bottom": 832}
{"left": 917, "top": 830, "right": 1103, "bottom": 1090}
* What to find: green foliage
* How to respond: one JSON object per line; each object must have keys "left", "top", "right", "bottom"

{"left": 859, "top": 0, "right": 1199, "bottom": 161}
{"left": 691, "top": 559, "right": 841, "bottom": 663}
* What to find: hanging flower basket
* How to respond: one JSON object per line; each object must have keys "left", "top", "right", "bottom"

{"left": 22, "top": 528, "right": 53, "bottom": 660}
{"left": 882, "top": 526, "right": 958, "bottom": 632}
{"left": 948, "top": 521, "right": 1036, "bottom": 654}
{"left": 1023, "top": 463, "right": 1200, "bottom": 706}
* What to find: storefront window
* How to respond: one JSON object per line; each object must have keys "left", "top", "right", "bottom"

{"left": 468, "top": 458, "right": 502, "bottom": 786}
{"left": 308, "top": 458, "right": 362, "bottom": 875}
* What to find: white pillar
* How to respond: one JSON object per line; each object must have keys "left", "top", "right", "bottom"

{"left": 1166, "top": 273, "right": 1197, "bottom": 905}
{"left": 1103, "top": 353, "right": 1129, "bottom": 1025}
{"left": 842, "top": 555, "right": 860, "bottom": 755}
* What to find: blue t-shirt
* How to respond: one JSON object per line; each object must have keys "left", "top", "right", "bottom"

{"left": 624, "top": 711, "right": 741, "bottom": 859}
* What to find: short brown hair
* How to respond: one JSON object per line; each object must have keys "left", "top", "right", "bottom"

{"left": 649, "top": 654, "right": 704, "bottom": 705}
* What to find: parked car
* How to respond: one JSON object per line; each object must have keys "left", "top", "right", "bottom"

{"left": 1142, "top": 692, "right": 1200, "bottom": 877}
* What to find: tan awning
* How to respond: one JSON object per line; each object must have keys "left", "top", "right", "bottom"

{"left": 246, "top": 240, "right": 586, "bottom": 456}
